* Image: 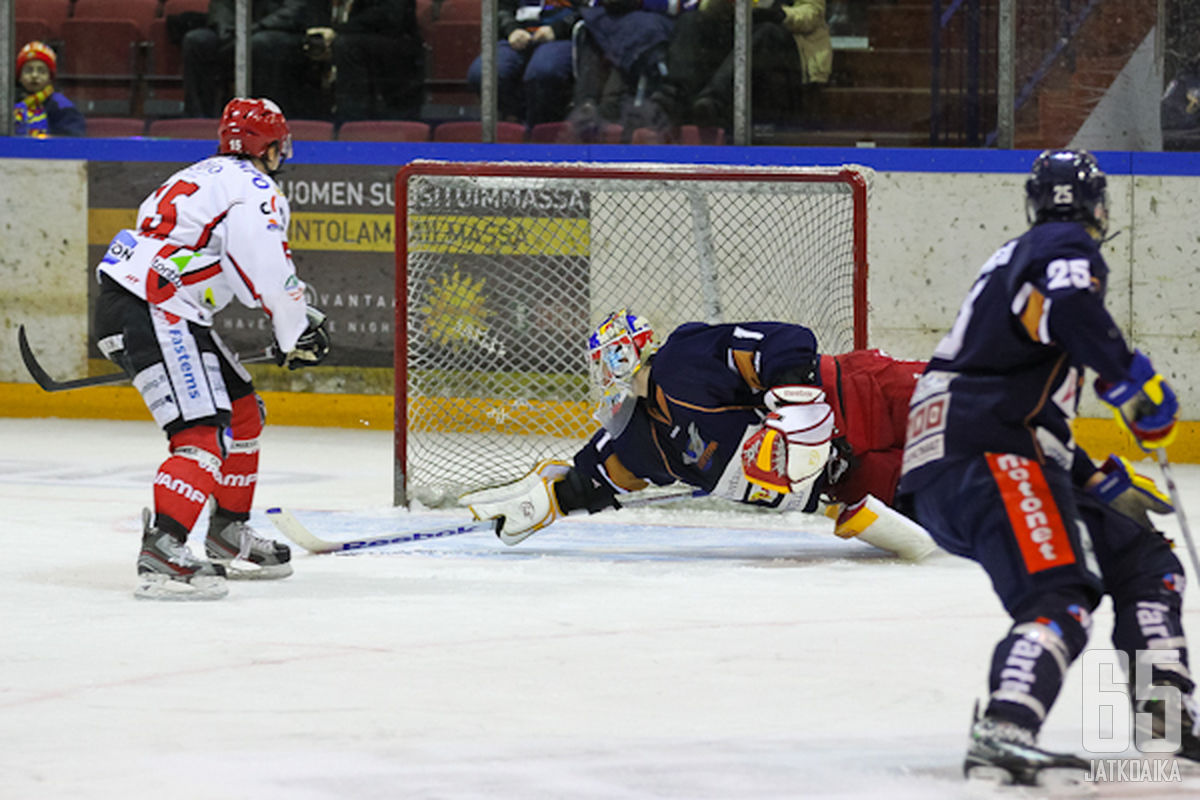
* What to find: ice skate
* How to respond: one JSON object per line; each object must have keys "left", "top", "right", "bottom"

{"left": 205, "top": 510, "right": 293, "bottom": 580}
{"left": 135, "top": 508, "right": 228, "bottom": 601}
{"left": 1135, "top": 685, "right": 1200, "bottom": 764}
{"left": 964, "top": 712, "right": 1090, "bottom": 789}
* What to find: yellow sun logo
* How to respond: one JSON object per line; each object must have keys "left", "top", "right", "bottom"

{"left": 422, "top": 265, "right": 491, "bottom": 349}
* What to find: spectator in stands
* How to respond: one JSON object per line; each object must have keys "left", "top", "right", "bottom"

{"left": 653, "top": 0, "right": 830, "bottom": 131}
{"left": 181, "top": 0, "right": 316, "bottom": 118}
{"left": 13, "top": 41, "right": 85, "bottom": 137}
{"left": 1162, "top": 54, "right": 1200, "bottom": 151}
{"left": 568, "top": 0, "right": 689, "bottom": 140}
{"left": 467, "top": 0, "right": 583, "bottom": 127}
{"left": 305, "top": 0, "right": 425, "bottom": 123}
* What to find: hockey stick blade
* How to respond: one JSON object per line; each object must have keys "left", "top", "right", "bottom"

{"left": 17, "top": 325, "right": 128, "bottom": 391}
{"left": 265, "top": 507, "right": 500, "bottom": 554}
{"left": 18, "top": 325, "right": 276, "bottom": 392}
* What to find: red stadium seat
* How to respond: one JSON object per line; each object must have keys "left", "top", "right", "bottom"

{"left": 148, "top": 117, "right": 330, "bottom": 142}
{"left": 425, "top": 20, "right": 480, "bottom": 107}
{"left": 58, "top": 18, "right": 147, "bottom": 115}
{"left": 630, "top": 127, "right": 667, "bottom": 145}
{"left": 145, "top": 1, "right": 212, "bottom": 115}
{"left": 288, "top": 119, "right": 335, "bottom": 141}
{"left": 432, "top": 120, "right": 525, "bottom": 142}
{"left": 678, "top": 125, "right": 726, "bottom": 146}
{"left": 337, "top": 120, "right": 431, "bottom": 142}
{"left": 147, "top": 117, "right": 216, "bottom": 139}
{"left": 433, "top": 0, "right": 483, "bottom": 18}
{"left": 162, "top": 0, "right": 210, "bottom": 13}
{"left": 15, "top": 20, "right": 57, "bottom": 50}
{"left": 530, "top": 121, "right": 623, "bottom": 144}
{"left": 15, "top": 0, "right": 71, "bottom": 35}
{"left": 528, "top": 121, "right": 570, "bottom": 143}
{"left": 86, "top": 117, "right": 147, "bottom": 137}
{"left": 73, "top": 0, "right": 159, "bottom": 33}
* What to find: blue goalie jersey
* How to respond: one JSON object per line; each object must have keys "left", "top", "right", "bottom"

{"left": 898, "top": 222, "right": 1136, "bottom": 493}
{"left": 573, "top": 321, "right": 820, "bottom": 505}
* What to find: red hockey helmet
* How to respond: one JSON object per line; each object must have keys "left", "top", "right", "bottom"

{"left": 217, "top": 97, "right": 293, "bottom": 162}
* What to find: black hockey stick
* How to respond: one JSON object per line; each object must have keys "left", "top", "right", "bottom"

{"left": 267, "top": 489, "right": 710, "bottom": 554}
{"left": 1154, "top": 448, "right": 1200, "bottom": 579}
{"left": 17, "top": 325, "right": 276, "bottom": 392}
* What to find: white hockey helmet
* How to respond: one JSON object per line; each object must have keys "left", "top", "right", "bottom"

{"left": 588, "top": 309, "right": 656, "bottom": 436}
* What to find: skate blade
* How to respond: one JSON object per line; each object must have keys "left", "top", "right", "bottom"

{"left": 218, "top": 558, "right": 294, "bottom": 581}
{"left": 134, "top": 573, "right": 228, "bottom": 600}
{"left": 965, "top": 765, "right": 1093, "bottom": 796}
{"left": 1034, "top": 767, "right": 1093, "bottom": 795}
{"left": 965, "top": 765, "right": 1014, "bottom": 786}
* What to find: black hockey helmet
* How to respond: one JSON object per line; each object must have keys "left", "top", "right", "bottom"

{"left": 1025, "top": 149, "right": 1108, "bottom": 235}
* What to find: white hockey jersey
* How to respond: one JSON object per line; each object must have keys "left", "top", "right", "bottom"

{"left": 96, "top": 155, "right": 310, "bottom": 353}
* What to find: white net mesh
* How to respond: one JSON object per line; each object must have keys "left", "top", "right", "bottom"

{"left": 397, "top": 162, "right": 872, "bottom": 506}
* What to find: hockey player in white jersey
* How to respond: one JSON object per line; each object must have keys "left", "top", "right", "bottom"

{"left": 94, "top": 97, "right": 330, "bottom": 600}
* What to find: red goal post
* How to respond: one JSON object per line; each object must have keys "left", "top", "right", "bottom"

{"left": 393, "top": 161, "right": 871, "bottom": 507}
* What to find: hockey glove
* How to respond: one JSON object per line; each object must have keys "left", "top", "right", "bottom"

{"left": 277, "top": 306, "right": 330, "bottom": 370}
{"left": 763, "top": 384, "right": 827, "bottom": 412}
{"left": 461, "top": 460, "right": 571, "bottom": 546}
{"left": 1088, "top": 454, "right": 1173, "bottom": 531}
{"left": 1096, "top": 351, "right": 1178, "bottom": 449}
{"left": 741, "top": 399, "right": 834, "bottom": 494}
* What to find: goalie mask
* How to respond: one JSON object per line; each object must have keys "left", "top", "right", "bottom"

{"left": 588, "top": 309, "right": 656, "bottom": 436}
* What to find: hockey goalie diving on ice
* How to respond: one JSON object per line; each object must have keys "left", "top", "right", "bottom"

{"left": 461, "top": 309, "right": 938, "bottom": 562}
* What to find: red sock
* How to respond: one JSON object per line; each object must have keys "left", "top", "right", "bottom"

{"left": 154, "top": 426, "right": 223, "bottom": 536}
{"left": 212, "top": 393, "right": 265, "bottom": 518}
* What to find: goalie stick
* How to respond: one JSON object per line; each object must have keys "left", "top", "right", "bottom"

{"left": 267, "top": 489, "right": 710, "bottom": 554}
{"left": 17, "top": 324, "right": 276, "bottom": 392}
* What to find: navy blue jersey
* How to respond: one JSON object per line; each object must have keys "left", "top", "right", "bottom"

{"left": 573, "top": 321, "right": 820, "bottom": 503}
{"left": 899, "top": 222, "right": 1135, "bottom": 492}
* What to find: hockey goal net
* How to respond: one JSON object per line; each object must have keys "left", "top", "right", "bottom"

{"left": 394, "top": 161, "right": 871, "bottom": 507}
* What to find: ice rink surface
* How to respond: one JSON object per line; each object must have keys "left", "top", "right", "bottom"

{"left": 3, "top": 417, "right": 1199, "bottom": 799}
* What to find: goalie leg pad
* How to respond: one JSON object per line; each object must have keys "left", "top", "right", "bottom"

{"left": 831, "top": 494, "right": 940, "bottom": 561}
{"left": 461, "top": 460, "right": 571, "bottom": 546}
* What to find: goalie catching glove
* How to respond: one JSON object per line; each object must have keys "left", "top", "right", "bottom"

{"left": 461, "top": 460, "right": 571, "bottom": 546}
{"left": 742, "top": 388, "right": 834, "bottom": 494}
{"left": 1088, "top": 454, "right": 1173, "bottom": 531}
{"left": 277, "top": 306, "right": 330, "bottom": 370}
{"left": 1096, "top": 350, "right": 1178, "bottom": 449}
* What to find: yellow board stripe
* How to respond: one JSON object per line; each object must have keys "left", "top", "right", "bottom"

{"left": 89, "top": 210, "right": 588, "bottom": 255}
{"left": 0, "top": 382, "right": 596, "bottom": 437}
{"left": 2, "top": 392, "right": 1195, "bottom": 464}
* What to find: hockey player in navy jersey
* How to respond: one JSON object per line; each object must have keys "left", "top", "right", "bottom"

{"left": 898, "top": 149, "right": 1197, "bottom": 785}
{"left": 463, "top": 310, "right": 937, "bottom": 561}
